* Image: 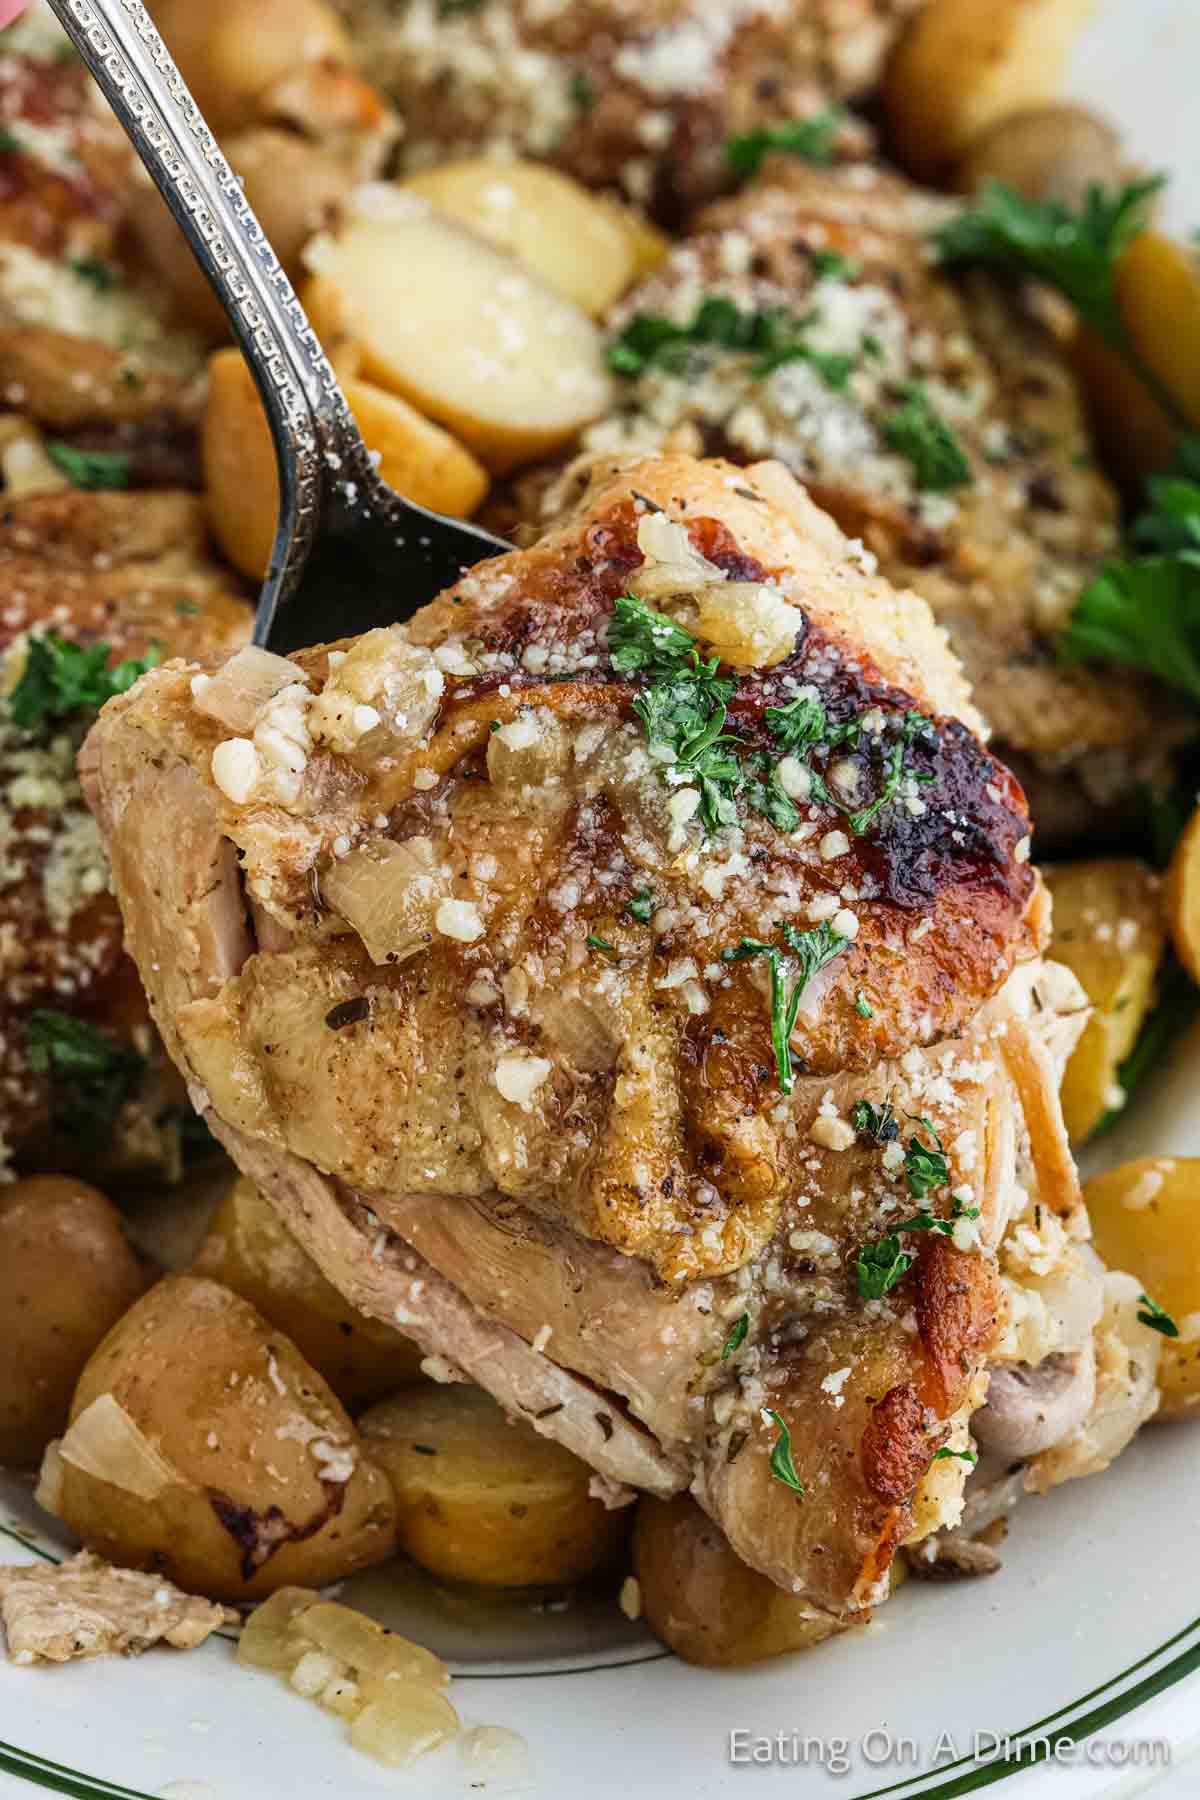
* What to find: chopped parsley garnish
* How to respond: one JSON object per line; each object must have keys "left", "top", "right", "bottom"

{"left": 854, "top": 991, "right": 874, "bottom": 1019}
{"left": 764, "top": 691, "right": 843, "bottom": 755}
{"left": 8, "top": 632, "right": 161, "bottom": 730}
{"left": 1096, "top": 959, "right": 1198, "bottom": 1132}
{"left": 764, "top": 697, "right": 935, "bottom": 836}
{"left": 1137, "top": 1293, "right": 1180, "bottom": 1338}
{"left": 764, "top": 1409, "right": 804, "bottom": 1493}
{"left": 935, "top": 178, "right": 1166, "bottom": 388}
{"left": 852, "top": 1098, "right": 899, "bottom": 1144}
{"left": 843, "top": 710, "right": 934, "bottom": 835}
{"left": 743, "top": 751, "right": 800, "bottom": 833}
{"left": 586, "top": 933, "right": 618, "bottom": 958}
{"left": 569, "top": 70, "right": 594, "bottom": 112}
{"left": 625, "top": 887, "right": 656, "bottom": 924}
{"left": 932, "top": 1446, "right": 978, "bottom": 1466}
{"left": 721, "top": 1314, "right": 749, "bottom": 1362}
{"left": 68, "top": 256, "right": 118, "bottom": 293}
{"left": 0, "top": 125, "right": 21, "bottom": 155}
{"left": 721, "top": 922, "right": 850, "bottom": 1093}
{"left": 902, "top": 1116, "right": 950, "bottom": 1200}
{"left": 607, "top": 295, "right": 856, "bottom": 388}
{"left": 25, "top": 1010, "right": 145, "bottom": 1140}
{"left": 436, "top": 0, "right": 484, "bottom": 13}
{"left": 856, "top": 1236, "right": 915, "bottom": 1300}
{"left": 884, "top": 385, "right": 972, "bottom": 492}
{"left": 45, "top": 441, "right": 132, "bottom": 491}
{"left": 725, "top": 109, "right": 842, "bottom": 179}
{"left": 608, "top": 593, "right": 698, "bottom": 674}
{"left": 811, "top": 250, "right": 861, "bottom": 282}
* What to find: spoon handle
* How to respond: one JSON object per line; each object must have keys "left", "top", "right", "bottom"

{"left": 43, "top": 0, "right": 372, "bottom": 619}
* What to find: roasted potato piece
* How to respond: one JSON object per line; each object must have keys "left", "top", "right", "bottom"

{"left": 203, "top": 346, "right": 489, "bottom": 579}
{"left": 194, "top": 1175, "right": 425, "bottom": 1409}
{"left": 1080, "top": 1159, "right": 1200, "bottom": 1419}
{"left": 403, "top": 159, "right": 639, "bottom": 318}
{"left": 149, "top": 0, "right": 354, "bottom": 137}
{"left": 1043, "top": 860, "right": 1166, "bottom": 1143}
{"left": 885, "top": 0, "right": 1096, "bottom": 183}
{"left": 0, "top": 1177, "right": 148, "bottom": 1469}
{"left": 956, "top": 105, "right": 1125, "bottom": 206}
{"left": 1074, "top": 230, "right": 1200, "bottom": 485}
{"left": 633, "top": 1495, "right": 865, "bottom": 1667}
{"left": 359, "top": 1385, "right": 627, "bottom": 1588}
{"left": 301, "top": 195, "right": 612, "bottom": 474}
{"left": 1167, "top": 806, "right": 1200, "bottom": 983}
{"left": 41, "top": 1275, "right": 397, "bottom": 1599}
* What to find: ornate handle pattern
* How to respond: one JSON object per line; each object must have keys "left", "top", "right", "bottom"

{"left": 44, "top": 0, "right": 377, "bottom": 614}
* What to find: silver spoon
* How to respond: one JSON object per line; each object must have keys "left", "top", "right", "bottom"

{"left": 45, "top": 0, "right": 509, "bottom": 654}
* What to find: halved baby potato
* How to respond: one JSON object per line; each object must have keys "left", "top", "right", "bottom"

{"left": 403, "top": 158, "right": 639, "bottom": 318}
{"left": 1166, "top": 805, "right": 1200, "bottom": 984}
{"left": 149, "top": 0, "right": 353, "bottom": 137}
{"left": 955, "top": 105, "right": 1126, "bottom": 207}
{"left": 359, "top": 1384, "right": 628, "bottom": 1588}
{"left": 203, "top": 346, "right": 490, "bottom": 579}
{"left": 301, "top": 193, "right": 613, "bottom": 473}
{"left": 884, "top": 0, "right": 1097, "bottom": 183}
{"left": 1043, "top": 859, "right": 1166, "bottom": 1144}
{"left": 1084, "top": 1158, "right": 1200, "bottom": 1419}
{"left": 193, "top": 1175, "right": 425, "bottom": 1409}
{"left": 633, "top": 1494, "right": 869, "bottom": 1667}
{"left": 40, "top": 1275, "right": 397, "bottom": 1599}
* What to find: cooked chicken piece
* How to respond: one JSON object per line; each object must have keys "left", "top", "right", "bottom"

{"left": 519, "top": 164, "right": 1181, "bottom": 843}
{"left": 84, "top": 453, "right": 1114, "bottom": 1616}
{"left": 0, "top": 1550, "right": 235, "bottom": 1664}
{"left": 0, "top": 489, "right": 250, "bottom": 1178}
{"left": 332, "top": 0, "right": 921, "bottom": 217}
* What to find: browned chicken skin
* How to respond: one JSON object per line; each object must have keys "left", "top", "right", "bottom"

{"left": 83, "top": 455, "right": 1094, "bottom": 1615}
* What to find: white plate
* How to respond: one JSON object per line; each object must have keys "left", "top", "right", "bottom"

{"left": 3, "top": 2, "right": 1199, "bottom": 1795}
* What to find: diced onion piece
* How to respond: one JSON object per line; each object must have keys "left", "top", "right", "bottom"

{"left": 55, "top": 1393, "right": 181, "bottom": 1501}
{"left": 349, "top": 1683, "right": 459, "bottom": 1767}
{"left": 628, "top": 511, "right": 727, "bottom": 601}
{"left": 309, "top": 628, "right": 445, "bottom": 752}
{"left": 693, "top": 582, "right": 805, "bottom": 671}
{"left": 293, "top": 1602, "right": 449, "bottom": 1687}
{"left": 236, "top": 1587, "right": 322, "bottom": 1671}
{"left": 192, "top": 646, "right": 306, "bottom": 734}
{"left": 322, "top": 836, "right": 449, "bottom": 965}
{"left": 485, "top": 708, "right": 570, "bottom": 791}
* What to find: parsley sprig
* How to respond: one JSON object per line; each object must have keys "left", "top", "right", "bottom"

{"left": 45, "top": 441, "right": 132, "bottom": 490}
{"left": 25, "top": 1010, "right": 145, "bottom": 1141}
{"left": 608, "top": 295, "right": 856, "bottom": 388}
{"left": 884, "top": 384, "right": 972, "bottom": 492}
{"left": 853, "top": 1119, "right": 978, "bottom": 1299}
{"left": 764, "top": 696, "right": 935, "bottom": 836}
{"left": 764, "top": 1409, "right": 804, "bottom": 1493}
{"left": 1137, "top": 1293, "right": 1180, "bottom": 1338}
{"left": 725, "top": 109, "right": 842, "bottom": 180}
{"left": 721, "top": 921, "right": 851, "bottom": 1093}
{"left": 8, "top": 632, "right": 161, "bottom": 730}
{"left": 721, "top": 1314, "right": 749, "bottom": 1362}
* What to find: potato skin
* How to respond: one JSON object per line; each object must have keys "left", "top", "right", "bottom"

{"left": 633, "top": 1494, "right": 860, "bottom": 1667}
{"left": 0, "top": 1178, "right": 148, "bottom": 1469}
{"left": 956, "top": 106, "right": 1125, "bottom": 207}
{"left": 1085, "top": 1158, "right": 1200, "bottom": 1419}
{"left": 1166, "top": 806, "right": 1200, "bottom": 985}
{"left": 193, "top": 1176, "right": 425, "bottom": 1410}
{"left": 1043, "top": 860, "right": 1166, "bottom": 1144}
{"left": 51, "top": 1276, "right": 397, "bottom": 1599}
{"left": 359, "top": 1385, "right": 627, "bottom": 1588}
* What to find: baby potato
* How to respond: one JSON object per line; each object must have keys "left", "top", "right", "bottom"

{"left": 1043, "top": 859, "right": 1166, "bottom": 1144}
{"left": 359, "top": 1385, "right": 627, "bottom": 1588}
{"left": 403, "top": 159, "right": 639, "bottom": 318}
{"left": 43, "top": 1275, "right": 397, "bottom": 1600}
{"left": 1082, "top": 1159, "right": 1200, "bottom": 1419}
{"left": 194, "top": 1175, "right": 425, "bottom": 1409}
{"left": 203, "top": 347, "right": 489, "bottom": 579}
{"left": 0, "top": 1177, "right": 147, "bottom": 1469}
{"left": 301, "top": 195, "right": 613, "bottom": 474}
{"left": 956, "top": 105, "right": 1125, "bottom": 206}
{"left": 1166, "top": 805, "right": 1200, "bottom": 984}
{"left": 633, "top": 1495, "right": 864, "bottom": 1667}
{"left": 884, "top": 0, "right": 1096, "bottom": 184}
{"left": 150, "top": 0, "right": 352, "bottom": 137}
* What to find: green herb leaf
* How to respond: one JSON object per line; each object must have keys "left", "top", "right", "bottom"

{"left": 856, "top": 1235, "right": 913, "bottom": 1300}
{"left": 1096, "top": 959, "right": 1198, "bottom": 1131}
{"left": 844, "top": 710, "right": 934, "bottom": 836}
{"left": 45, "top": 441, "right": 132, "bottom": 491}
{"left": 625, "top": 887, "right": 656, "bottom": 924}
{"left": 725, "top": 109, "right": 842, "bottom": 179}
{"left": 608, "top": 593, "right": 698, "bottom": 674}
{"left": 932, "top": 1445, "right": 978, "bottom": 1465}
{"left": 8, "top": 632, "right": 161, "bottom": 730}
{"left": 852, "top": 1098, "right": 899, "bottom": 1144}
{"left": 811, "top": 250, "right": 860, "bottom": 282}
{"left": 586, "top": 933, "right": 618, "bottom": 958}
{"left": 1137, "top": 1292, "right": 1180, "bottom": 1338}
{"left": 854, "top": 991, "right": 873, "bottom": 1019}
{"left": 608, "top": 295, "right": 856, "bottom": 389}
{"left": 25, "top": 1010, "right": 145, "bottom": 1140}
{"left": 764, "top": 1409, "right": 804, "bottom": 1492}
{"left": 1059, "top": 552, "right": 1200, "bottom": 705}
{"left": 68, "top": 256, "right": 117, "bottom": 293}
{"left": 721, "top": 1314, "right": 749, "bottom": 1362}
{"left": 902, "top": 1116, "right": 950, "bottom": 1200}
{"left": 935, "top": 177, "right": 1164, "bottom": 351}
{"left": 743, "top": 752, "right": 800, "bottom": 833}
{"left": 884, "top": 384, "right": 972, "bottom": 492}
{"left": 0, "top": 125, "right": 21, "bottom": 155}
{"left": 569, "top": 70, "right": 594, "bottom": 112}
{"left": 721, "top": 922, "right": 850, "bottom": 1093}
